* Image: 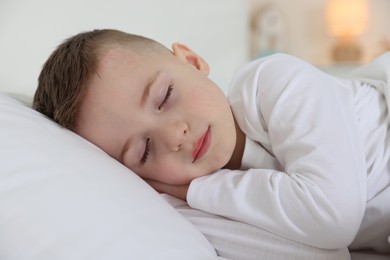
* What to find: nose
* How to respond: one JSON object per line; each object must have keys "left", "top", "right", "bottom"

{"left": 159, "top": 121, "right": 188, "bottom": 152}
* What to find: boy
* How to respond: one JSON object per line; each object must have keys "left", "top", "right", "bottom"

{"left": 34, "top": 29, "right": 390, "bottom": 254}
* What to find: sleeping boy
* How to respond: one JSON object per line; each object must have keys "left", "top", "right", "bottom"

{"left": 33, "top": 29, "right": 390, "bottom": 255}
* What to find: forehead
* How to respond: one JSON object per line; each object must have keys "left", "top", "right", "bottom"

{"left": 83, "top": 48, "right": 142, "bottom": 108}
{"left": 88, "top": 47, "right": 159, "bottom": 102}
{"left": 97, "top": 45, "right": 169, "bottom": 72}
{"left": 93, "top": 46, "right": 174, "bottom": 88}
{"left": 74, "top": 49, "right": 143, "bottom": 155}
{"left": 98, "top": 47, "right": 139, "bottom": 76}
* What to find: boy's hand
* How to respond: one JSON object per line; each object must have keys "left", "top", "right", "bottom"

{"left": 144, "top": 179, "right": 189, "bottom": 201}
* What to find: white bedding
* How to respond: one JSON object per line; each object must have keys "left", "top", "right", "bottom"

{"left": 164, "top": 193, "right": 390, "bottom": 259}
{"left": 1, "top": 0, "right": 389, "bottom": 259}
{"left": 162, "top": 194, "right": 351, "bottom": 260}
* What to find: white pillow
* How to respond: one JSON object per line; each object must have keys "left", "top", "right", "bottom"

{"left": 0, "top": 93, "right": 222, "bottom": 260}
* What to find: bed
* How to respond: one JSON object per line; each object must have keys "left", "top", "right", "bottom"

{"left": 0, "top": 1, "right": 388, "bottom": 259}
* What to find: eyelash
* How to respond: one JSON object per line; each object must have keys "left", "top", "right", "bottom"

{"left": 140, "top": 138, "right": 150, "bottom": 165}
{"left": 158, "top": 85, "right": 173, "bottom": 110}
{"left": 141, "top": 85, "right": 174, "bottom": 165}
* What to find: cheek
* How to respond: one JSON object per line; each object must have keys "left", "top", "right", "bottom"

{"left": 132, "top": 158, "right": 178, "bottom": 184}
{"left": 156, "top": 162, "right": 185, "bottom": 185}
{"left": 151, "top": 157, "right": 195, "bottom": 185}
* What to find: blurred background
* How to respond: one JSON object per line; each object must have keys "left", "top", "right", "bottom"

{"left": 249, "top": 0, "right": 390, "bottom": 65}
{"left": 1, "top": 0, "right": 389, "bottom": 95}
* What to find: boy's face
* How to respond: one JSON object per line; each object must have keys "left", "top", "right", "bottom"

{"left": 75, "top": 44, "right": 237, "bottom": 185}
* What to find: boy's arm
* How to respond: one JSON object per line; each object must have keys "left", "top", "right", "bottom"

{"left": 187, "top": 54, "right": 367, "bottom": 249}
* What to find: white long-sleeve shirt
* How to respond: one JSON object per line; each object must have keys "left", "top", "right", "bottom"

{"left": 187, "top": 53, "right": 390, "bottom": 253}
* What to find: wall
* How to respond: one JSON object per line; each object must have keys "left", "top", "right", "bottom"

{"left": 2, "top": 0, "right": 388, "bottom": 97}
{"left": 0, "top": 0, "right": 249, "bottom": 96}
{"left": 249, "top": 0, "right": 390, "bottom": 65}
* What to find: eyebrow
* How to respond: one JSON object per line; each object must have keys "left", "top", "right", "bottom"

{"left": 140, "top": 71, "right": 159, "bottom": 106}
{"left": 120, "top": 71, "right": 160, "bottom": 163}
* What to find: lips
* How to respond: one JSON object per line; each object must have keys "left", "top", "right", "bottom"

{"left": 192, "top": 126, "right": 211, "bottom": 162}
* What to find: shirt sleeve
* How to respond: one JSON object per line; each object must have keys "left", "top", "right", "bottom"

{"left": 187, "top": 54, "right": 367, "bottom": 249}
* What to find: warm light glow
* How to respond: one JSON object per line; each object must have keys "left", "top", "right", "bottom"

{"left": 326, "top": 0, "right": 368, "bottom": 37}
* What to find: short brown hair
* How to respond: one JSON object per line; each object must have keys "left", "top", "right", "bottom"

{"left": 33, "top": 29, "right": 167, "bottom": 130}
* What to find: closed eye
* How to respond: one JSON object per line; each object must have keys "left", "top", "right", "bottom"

{"left": 141, "top": 85, "right": 172, "bottom": 165}
{"left": 158, "top": 85, "right": 173, "bottom": 110}
{"left": 140, "top": 138, "right": 150, "bottom": 165}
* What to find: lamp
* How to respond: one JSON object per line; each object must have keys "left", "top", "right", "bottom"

{"left": 326, "top": 0, "right": 368, "bottom": 62}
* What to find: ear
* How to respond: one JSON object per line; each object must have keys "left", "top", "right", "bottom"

{"left": 172, "top": 43, "right": 210, "bottom": 75}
